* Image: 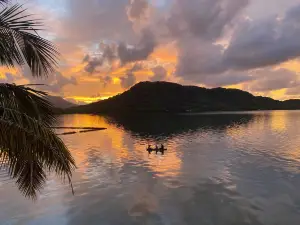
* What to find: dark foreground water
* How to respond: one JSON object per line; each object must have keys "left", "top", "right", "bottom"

{"left": 1, "top": 111, "right": 300, "bottom": 225}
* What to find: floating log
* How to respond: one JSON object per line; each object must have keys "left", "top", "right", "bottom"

{"left": 59, "top": 131, "right": 77, "bottom": 136}
{"left": 55, "top": 127, "right": 107, "bottom": 136}
{"left": 79, "top": 129, "right": 103, "bottom": 133}
{"left": 51, "top": 127, "right": 106, "bottom": 130}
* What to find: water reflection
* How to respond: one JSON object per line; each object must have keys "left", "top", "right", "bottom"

{"left": 65, "top": 179, "right": 263, "bottom": 225}
{"left": 1, "top": 111, "right": 300, "bottom": 225}
{"left": 105, "top": 113, "right": 254, "bottom": 141}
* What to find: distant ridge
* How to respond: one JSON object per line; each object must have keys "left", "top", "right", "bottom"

{"left": 46, "top": 96, "right": 76, "bottom": 109}
{"left": 64, "top": 81, "right": 300, "bottom": 114}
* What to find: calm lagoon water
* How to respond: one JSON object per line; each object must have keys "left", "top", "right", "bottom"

{"left": 1, "top": 111, "right": 300, "bottom": 225}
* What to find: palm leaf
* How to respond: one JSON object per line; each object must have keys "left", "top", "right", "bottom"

{"left": 0, "top": 2, "right": 76, "bottom": 200}
{"left": 0, "top": 106, "right": 76, "bottom": 199}
{"left": 0, "top": 0, "right": 10, "bottom": 5}
{"left": 0, "top": 83, "right": 55, "bottom": 126}
{"left": 0, "top": 84, "right": 77, "bottom": 199}
{"left": 0, "top": 4, "right": 59, "bottom": 77}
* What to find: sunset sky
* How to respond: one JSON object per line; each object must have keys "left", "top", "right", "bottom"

{"left": 1, "top": 0, "right": 300, "bottom": 104}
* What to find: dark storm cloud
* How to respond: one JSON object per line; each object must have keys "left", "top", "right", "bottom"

{"left": 168, "top": 0, "right": 249, "bottom": 41}
{"left": 118, "top": 29, "right": 156, "bottom": 65}
{"left": 30, "top": 0, "right": 300, "bottom": 94}
{"left": 63, "top": 0, "right": 135, "bottom": 44}
{"left": 223, "top": 4, "right": 300, "bottom": 71}
{"left": 83, "top": 43, "right": 118, "bottom": 74}
{"left": 176, "top": 39, "right": 225, "bottom": 79}
{"left": 247, "top": 69, "right": 300, "bottom": 92}
{"left": 84, "top": 57, "right": 104, "bottom": 74}
{"left": 119, "top": 63, "right": 142, "bottom": 89}
{"left": 82, "top": 54, "right": 90, "bottom": 63}
{"left": 83, "top": 32, "right": 154, "bottom": 74}
{"left": 42, "top": 72, "right": 78, "bottom": 93}
{"left": 127, "top": 0, "right": 149, "bottom": 22}
{"left": 203, "top": 72, "right": 254, "bottom": 87}
{"left": 285, "top": 87, "right": 300, "bottom": 96}
{"left": 58, "top": 0, "right": 153, "bottom": 62}
{"left": 101, "top": 43, "right": 118, "bottom": 64}
{"left": 150, "top": 66, "right": 168, "bottom": 81}
{"left": 120, "top": 72, "right": 136, "bottom": 89}
{"left": 174, "top": 1, "right": 300, "bottom": 85}
{"left": 22, "top": 68, "right": 78, "bottom": 94}
{"left": 171, "top": 0, "right": 250, "bottom": 82}
{"left": 99, "top": 76, "right": 112, "bottom": 88}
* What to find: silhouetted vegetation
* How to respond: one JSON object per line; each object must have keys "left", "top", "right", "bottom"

{"left": 65, "top": 82, "right": 300, "bottom": 114}
{"left": 0, "top": 1, "right": 75, "bottom": 199}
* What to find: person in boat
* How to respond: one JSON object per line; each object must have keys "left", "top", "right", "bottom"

{"left": 147, "top": 145, "right": 153, "bottom": 152}
{"left": 147, "top": 145, "right": 153, "bottom": 154}
{"left": 155, "top": 145, "right": 159, "bottom": 154}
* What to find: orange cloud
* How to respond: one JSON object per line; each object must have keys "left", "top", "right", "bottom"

{"left": 150, "top": 43, "right": 178, "bottom": 64}
{"left": 280, "top": 60, "right": 300, "bottom": 73}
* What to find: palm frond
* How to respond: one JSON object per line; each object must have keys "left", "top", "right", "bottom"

{"left": 0, "top": 106, "right": 76, "bottom": 199}
{"left": 0, "top": 2, "right": 75, "bottom": 200}
{"left": 0, "top": 0, "right": 10, "bottom": 5}
{"left": 0, "top": 4, "right": 59, "bottom": 77}
{"left": 0, "top": 83, "right": 55, "bottom": 126}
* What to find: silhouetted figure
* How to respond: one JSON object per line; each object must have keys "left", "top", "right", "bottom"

{"left": 156, "top": 144, "right": 167, "bottom": 155}
{"left": 155, "top": 145, "right": 159, "bottom": 154}
{"left": 147, "top": 145, "right": 153, "bottom": 154}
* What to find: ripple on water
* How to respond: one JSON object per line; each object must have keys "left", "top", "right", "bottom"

{"left": 1, "top": 112, "right": 300, "bottom": 224}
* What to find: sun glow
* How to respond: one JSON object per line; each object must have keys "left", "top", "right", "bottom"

{"left": 113, "top": 77, "right": 121, "bottom": 84}
{"left": 69, "top": 95, "right": 113, "bottom": 104}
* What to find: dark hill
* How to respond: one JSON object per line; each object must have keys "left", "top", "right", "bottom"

{"left": 65, "top": 81, "right": 300, "bottom": 114}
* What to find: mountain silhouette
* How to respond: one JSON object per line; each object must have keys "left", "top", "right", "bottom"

{"left": 65, "top": 81, "right": 300, "bottom": 114}
{"left": 46, "top": 96, "right": 76, "bottom": 109}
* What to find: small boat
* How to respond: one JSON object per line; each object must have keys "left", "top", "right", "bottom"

{"left": 146, "top": 145, "right": 167, "bottom": 154}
